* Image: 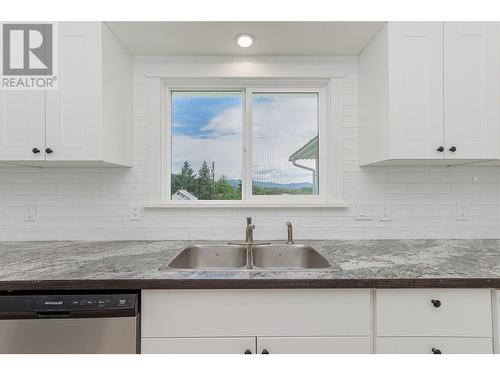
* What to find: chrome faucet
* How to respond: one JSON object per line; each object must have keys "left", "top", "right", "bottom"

{"left": 246, "top": 224, "right": 255, "bottom": 244}
{"left": 245, "top": 217, "right": 253, "bottom": 243}
{"left": 286, "top": 221, "right": 294, "bottom": 244}
{"left": 228, "top": 217, "right": 270, "bottom": 246}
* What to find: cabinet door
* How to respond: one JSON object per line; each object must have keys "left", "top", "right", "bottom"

{"left": 256, "top": 337, "right": 371, "bottom": 354}
{"left": 45, "top": 22, "right": 102, "bottom": 161}
{"left": 388, "top": 22, "right": 444, "bottom": 159}
{"left": 142, "top": 289, "right": 371, "bottom": 338}
{"left": 376, "top": 289, "right": 492, "bottom": 337}
{"left": 444, "top": 22, "right": 500, "bottom": 159}
{"left": 0, "top": 90, "right": 45, "bottom": 161}
{"left": 141, "top": 337, "right": 256, "bottom": 354}
{"left": 375, "top": 337, "right": 493, "bottom": 354}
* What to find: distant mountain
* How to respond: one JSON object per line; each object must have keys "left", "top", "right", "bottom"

{"left": 228, "top": 179, "right": 312, "bottom": 190}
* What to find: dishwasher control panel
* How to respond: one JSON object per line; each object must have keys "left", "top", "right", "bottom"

{"left": 36, "top": 294, "right": 137, "bottom": 311}
{"left": 0, "top": 293, "right": 138, "bottom": 319}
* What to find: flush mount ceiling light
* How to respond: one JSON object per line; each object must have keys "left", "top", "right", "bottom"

{"left": 236, "top": 34, "right": 255, "bottom": 48}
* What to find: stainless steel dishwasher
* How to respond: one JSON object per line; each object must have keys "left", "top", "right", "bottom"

{"left": 0, "top": 292, "right": 139, "bottom": 354}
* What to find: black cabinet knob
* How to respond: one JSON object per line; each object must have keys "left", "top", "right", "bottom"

{"left": 32, "top": 147, "right": 40, "bottom": 154}
{"left": 45, "top": 148, "right": 53, "bottom": 154}
{"left": 261, "top": 349, "right": 269, "bottom": 354}
{"left": 431, "top": 348, "right": 442, "bottom": 354}
{"left": 431, "top": 299, "right": 441, "bottom": 308}
{"left": 449, "top": 146, "right": 456, "bottom": 152}
{"left": 436, "top": 146, "right": 444, "bottom": 152}
{"left": 244, "top": 349, "right": 252, "bottom": 354}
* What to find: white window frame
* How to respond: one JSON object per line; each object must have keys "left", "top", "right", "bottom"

{"left": 147, "top": 77, "right": 344, "bottom": 208}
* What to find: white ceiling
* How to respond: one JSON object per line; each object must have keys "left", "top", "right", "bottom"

{"left": 106, "top": 22, "right": 385, "bottom": 56}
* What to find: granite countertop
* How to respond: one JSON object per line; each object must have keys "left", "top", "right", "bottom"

{"left": 1, "top": 239, "right": 500, "bottom": 290}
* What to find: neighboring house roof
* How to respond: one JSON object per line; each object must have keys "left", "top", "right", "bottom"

{"left": 172, "top": 189, "right": 198, "bottom": 200}
{"left": 288, "top": 135, "right": 318, "bottom": 161}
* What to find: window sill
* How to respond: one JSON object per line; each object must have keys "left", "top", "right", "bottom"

{"left": 144, "top": 202, "right": 348, "bottom": 209}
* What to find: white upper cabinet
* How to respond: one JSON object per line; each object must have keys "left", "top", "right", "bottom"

{"left": 0, "top": 90, "right": 45, "bottom": 161}
{"left": 45, "top": 22, "right": 102, "bottom": 162}
{"left": 444, "top": 22, "right": 500, "bottom": 160}
{"left": 359, "top": 22, "right": 500, "bottom": 166}
{"left": 387, "top": 23, "right": 444, "bottom": 161}
{"left": 0, "top": 22, "right": 132, "bottom": 166}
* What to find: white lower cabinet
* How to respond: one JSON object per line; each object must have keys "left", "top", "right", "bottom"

{"left": 141, "top": 337, "right": 372, "bottom": 354}
{"left": 141, "top": 289, "right": 372, "bottom": 354}
{"left": 375, "top": 289, "right": 493, "bottom": 354}
{"left": 142, "top": 337, "right": 256, "bottom": 354}
{"left": 494, "top": 290, "right": 500, "bottom": 353}
{"left": 141, "top": 288, "right": 496, "bottom": 354}
{"left": 376, "top": 289, "right": 492, "bottom": 337}
{"left": 141, "top": 289, "right": 371, "bottom": 337}
{"left": 256, "top": 337, "right": 371, "bottom": 354}
{"left": 375, "top": 337, "right": 493, "bottom": 354}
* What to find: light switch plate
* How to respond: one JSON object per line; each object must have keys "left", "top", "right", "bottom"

{"left": 130, "top": 203, "right": 143, "bottom": 221}
{"left": 380, "top": 204, "right": 392, "bottom": 221}
{"left": 24, "top": 204, "right": 36, "bottom": 222}
{"left": 356, "top": 204, "right": 374, "bottom": 221}
{"left": 456, "top": 204, "right": 469, "bottom": 221}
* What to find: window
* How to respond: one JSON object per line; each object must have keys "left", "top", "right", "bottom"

{"left": 252, "top": 93, "right": 319, "bottom": 196}
{"left": 158, "top": 79, "right": 341, "bottom": 206}
{"left": 171, "top": 91, "right": 243, "bottom": 201}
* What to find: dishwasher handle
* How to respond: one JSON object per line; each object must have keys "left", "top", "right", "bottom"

{"left": 36, "top": 311, "right": 72, "bottom": 319}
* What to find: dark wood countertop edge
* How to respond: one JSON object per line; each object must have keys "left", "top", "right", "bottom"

{"left": 1, "top": 278, "right": 500, "bottom": 291}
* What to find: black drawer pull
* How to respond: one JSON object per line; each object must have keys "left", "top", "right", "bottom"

{"left": 244, "top": 349, "right": 252, "bottom": 354}
{"left": 431, "top": 299, "right": 441, "bottom": 308}
{"left": 431, "top": 348, "right": 442, "bottom": 354}
{"left": 262, "top": 349, "right": 269, "bottom": 354}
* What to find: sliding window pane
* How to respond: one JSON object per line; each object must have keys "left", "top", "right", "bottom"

{"left": 171, "top": 91, "right": 243, "bottom": 200}
{"left": 252, "top": 93, "right": 319, "bottom": 196}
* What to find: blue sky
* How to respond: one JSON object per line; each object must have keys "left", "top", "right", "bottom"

{"left": 172, "top": 93, "right": 242, "bottom": 138}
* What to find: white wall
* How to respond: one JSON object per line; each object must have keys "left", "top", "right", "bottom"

{"left": 0, "top": 56, "right": 498, "bottom": 241}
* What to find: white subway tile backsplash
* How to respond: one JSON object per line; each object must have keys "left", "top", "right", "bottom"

{"left": 12, "top": 184, "right": 57, "bottom": 195}
{"left": 56, "top": 184, "right": 102, "bottom": 195}
{"left": 0, "top": 58, "right": 499, "bottom": 241}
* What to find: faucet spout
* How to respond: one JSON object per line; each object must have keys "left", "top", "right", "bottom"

{"left": 246, "top": 224, "right": 255, "bottom": 244}
{"left": 228, "top": 217, "right": 270, "bottom": 247}
{"left": 245, "top": 217, "right": 252, "bottom": 242}
{"left": 286, "top": 221, "right": 294, "bottom": 244}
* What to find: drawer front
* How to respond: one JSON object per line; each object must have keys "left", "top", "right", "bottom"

{"left": 142, "top": 289, "right": 371, "bottom": 337}
{"left": 376, "top": 289, "right": 492, "bottom": 337}
{"left": 141, "top": 337, "right": 256, "bottom": 354}
{"left": 495, "top": 290, "right": 500, "bottom": 353}
{"left": 375, "top": 337, "right": 493, "bottom": 354}
{"left": 256, "top": 336, "right": 371, "bottom": 354}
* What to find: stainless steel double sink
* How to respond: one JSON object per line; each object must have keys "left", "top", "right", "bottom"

{"left": 168, "top": 243, "right": 331, "bottom": 270}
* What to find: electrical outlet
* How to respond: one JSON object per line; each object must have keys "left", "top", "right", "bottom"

{"left": 456, "top": 204, "right": 469, "bottom": 221}
{"left": 380, "top": 204, "right": 392, "bottom": 221}
{"left": 24, "top": 204, "right": 36, "bottom": 222}
{"left": 356, "top": 204, "right": 374, "bottom": 221}
{"left": 130, "top": 203, "right": 142, "bottom": 221}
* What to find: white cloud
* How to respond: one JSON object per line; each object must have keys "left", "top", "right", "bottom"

{"left": 201, "top": 106, "right": 242, "bottom": 138}
{"left": 172, "top": 134, "right": 242, "bottom": 179}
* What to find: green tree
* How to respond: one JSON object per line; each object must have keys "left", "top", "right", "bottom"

{"left": 178, "top": 161, "right": 197, "bottom": 195}
{"left": 197, "top": 161, "right": 214, "bottom": 199}
{"left": 171, "top": 173, "right": 182, "bottom": 195}
{"left": 215, "top": 175, "right": 240, "bottom": 200}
